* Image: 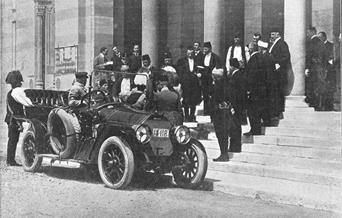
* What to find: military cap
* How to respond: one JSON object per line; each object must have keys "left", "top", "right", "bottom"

{"left": 203, "top": 41, "right": 212, "bottom": 48}
{"left": 230, "top": 58, "right": 240, "bottom": 68}
{"left": 5, "top": 70, "right": 23, "bottom": 84}
{"left": 75, "top": 71, "right": 88, "bottom": 78}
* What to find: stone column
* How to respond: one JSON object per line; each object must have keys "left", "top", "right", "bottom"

{"left": 204, "top": 0, "right": 224, "bottom": 57}
{"left": 284, "top": 0, "right": 306, "bottom": 96}
{"left": 34, "top": 3, "right": 45, "bottom": 89}
{"left": 142, "top": 0, "right": 159, "bottom": 66}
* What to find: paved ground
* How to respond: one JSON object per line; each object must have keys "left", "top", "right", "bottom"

{"left": 1, "top": 156, "right": 340, "bottom": 218}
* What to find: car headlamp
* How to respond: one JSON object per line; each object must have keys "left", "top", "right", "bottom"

{"left": 174, "top": 125, "right": 190, "bottom": 145}
{"left": 135, "top": 124, "right": 152, "bottom": 144}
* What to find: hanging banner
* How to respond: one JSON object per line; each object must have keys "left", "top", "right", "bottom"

{"left": 55, "top": 45, "right": 78, "bottom": 74}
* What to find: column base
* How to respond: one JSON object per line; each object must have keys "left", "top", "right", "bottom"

{"left": 286, "top": 95, "right": 308, "bottom": 108}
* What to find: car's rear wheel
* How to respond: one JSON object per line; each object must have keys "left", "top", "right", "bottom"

{"left": 98, "top": 136, "right": 134, "bottom": 189}
{"left": 21, "top": 130, "right": 43, "bottom": 172}
{"left": 172, "top": 139, "right": 208, "bottom": 188}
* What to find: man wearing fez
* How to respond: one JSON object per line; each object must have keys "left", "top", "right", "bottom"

{"left": 193, "top": 41, "right": 204, "bottom": 66}
{"left": 244, "top": 42, "right": 268, "bottom": 136}
{"left": 225, "top": 33, "right": 250, "bottom": 71}
{"left": 268, "top": 28, "right": 293, "bottom": 118}
{"left": 5, "top": 70, "right": 34, "bottom": 166}
{"left": 177, "top": 46, "right": 202, "bottom": 122}
{"left": 200, "top": 41, "right": 221, "bottom": 115}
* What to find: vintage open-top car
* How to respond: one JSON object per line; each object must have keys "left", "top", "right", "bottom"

{"left": 17, "top": 70, "right": 208, "bottom": 189}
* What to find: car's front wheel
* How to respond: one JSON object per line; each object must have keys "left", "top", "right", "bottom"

{"left": 172, "top": 139, "right": 208, "bottom": 188}
{"left": 98, "top": 136, "right": 134, "bottom": 189}
{"left": 21, "top": 130, "right": 43, "bottom": 172}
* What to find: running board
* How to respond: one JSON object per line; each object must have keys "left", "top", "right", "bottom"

{"left": 38, "top": 154, "right": 86, "bottom": 168}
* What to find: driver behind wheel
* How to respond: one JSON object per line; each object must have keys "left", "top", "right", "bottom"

{"left": 68, "top": 72, "right": 89, "bottom": 138}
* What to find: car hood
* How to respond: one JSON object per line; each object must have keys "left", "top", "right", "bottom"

{"left": 98, "top": 105, "right": 152, "bottom": 127}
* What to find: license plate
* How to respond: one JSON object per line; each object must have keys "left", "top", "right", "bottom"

{"left": 152, "top": 128, "right": 169, "bottom": 138}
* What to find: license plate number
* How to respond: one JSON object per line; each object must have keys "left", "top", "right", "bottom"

{"left": 153, "top": 128, "right": 169, "bottom": 138}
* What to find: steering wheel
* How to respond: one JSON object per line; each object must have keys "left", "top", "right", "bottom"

{"left": 81, "top": 90, "right": 108, "bottom": 107}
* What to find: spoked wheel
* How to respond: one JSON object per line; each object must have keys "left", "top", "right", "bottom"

{"left": 172, "top": 139, "right": 208, "bottom": 188}
{"left": 98, "top": 136, "right": 134, "bottom": 189}
{"left": 21, "top": 131, "right": 43, "bottom": 172}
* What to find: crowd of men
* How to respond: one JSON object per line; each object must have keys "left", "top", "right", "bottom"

{"left": 4, "top": 26, "right": 339, "bottom": 166}
{"left": 91, "top": 27, "right": 339, "bottom": 162}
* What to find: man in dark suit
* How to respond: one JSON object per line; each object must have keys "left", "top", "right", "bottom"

{"left": 244, "top": 42, "right": 268, "bottom": 136}
{"left": 258, "top": 40, "right": 279, "bottom": 126}
{"left": 111, "top": 45, "right": 123, "bottom": 72}
{"left": 128, "top": 44, "right": 142, "bottom": 74}
{"left": 318, "top": 31, "right": 335, "bottom": 110}
{"left": 268, "top": 28, "right": 293, "bottom": 118}
{"left": 154, "top": 75, "right": 183, "bottom": 126}
{"left": 305, "top": 27, "right": 328, "bottom": 110}
{"left": 210, "top": 67, "right": 230, "bottom": 161}
{"left": 177, "top": 46, "right": 202, "bottom": 122}
{"left": 193, "top": 41, "right": 204, "bottom": 66}
{"left": 225, "top": 58, "right": 246, "bottom": 152}
{"left": 200, "top": 41, "right": 221, "bottom": 115}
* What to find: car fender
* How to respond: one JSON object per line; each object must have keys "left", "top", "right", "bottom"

{"left": 187, "top": 138, "right": 207, "bottom": 154}
{"left": 26, "top": 118, "right": 50, "bottom": 154}
{"left": 88, "top": 125, "right": 135, "bottom": 164}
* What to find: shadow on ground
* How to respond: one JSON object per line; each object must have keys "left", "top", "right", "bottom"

{"left": 36, "top": 165, "right": 219, "bottom": 192}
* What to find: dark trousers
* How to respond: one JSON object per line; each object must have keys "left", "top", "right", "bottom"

{"left": 247, "top": 101, "right": 269, "bottom": 135}
{"left": 201, "top": 78, "right": 211, "bottom": 115}
{"left": 211, "top": 109, "right": 242, "bottom": 154}
{"left": 183, "top": 106, "right": 196, "bottom": 120}
{"left": 7, "top": 123, "right": 20, "bottom": 162}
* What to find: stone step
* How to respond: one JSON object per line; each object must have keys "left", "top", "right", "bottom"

{"left": 205, "top": 170, "right": 342, "bottom": 213}
{"left": 202, "top": 140, "right": 341, "bottom": 161}
{"left": 283, "top": 111, "right": 341, "bottom": 120}
{"left": 207, "top": 160, "right": 342, "bottom": 187}
{"left": 283, "top": 107, "right": 315, "bottom": 112}
{"left": 203, "top": 146, "right": 342, "bottom": 170}
{"left": 253, "top": 135, "right": 341, "bottom": 150}
{"left": 265, "top": 127, "right": 341, "bottom": 139}
{"left": 279, "top": 119, "right": 341, "bottom": 129}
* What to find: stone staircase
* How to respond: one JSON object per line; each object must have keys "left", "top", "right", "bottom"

{"left": 192, "top": 96, "right": 342, "bottom": 213}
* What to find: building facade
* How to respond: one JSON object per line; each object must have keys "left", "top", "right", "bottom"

{"left": 0, "top": 0, "right": 341, "bottom": 117}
